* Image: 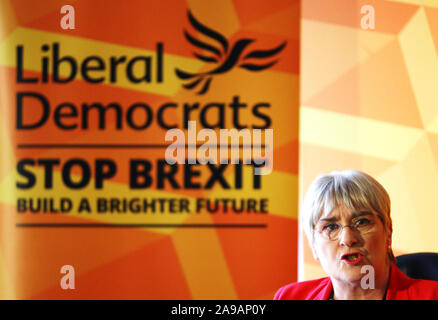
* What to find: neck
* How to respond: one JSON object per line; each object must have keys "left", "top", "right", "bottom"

{"left": 331, "top": 264, "right": 391, "bottom": 300}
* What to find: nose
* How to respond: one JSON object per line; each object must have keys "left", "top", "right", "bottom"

{"left": 339, "top": 225, "right": 360, "bottom": 247}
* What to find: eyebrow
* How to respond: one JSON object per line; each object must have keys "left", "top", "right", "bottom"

{"left": 318, "top": 211, "right": 373, "bottom": 223}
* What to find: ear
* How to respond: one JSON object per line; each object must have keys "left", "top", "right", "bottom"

{"left": 386, "top": 224, "right": 393, "bottom": 248}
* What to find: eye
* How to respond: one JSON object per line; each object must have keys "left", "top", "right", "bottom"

{"left": 355, "top": 218, "right": 370, "bottom": 227}
{"left": 323, "top": 224, "right": 339, "bottom": 231}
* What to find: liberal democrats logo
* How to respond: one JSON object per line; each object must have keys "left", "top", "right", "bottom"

{"left": 175, "top": 11, "right": 287, "bottom": 95}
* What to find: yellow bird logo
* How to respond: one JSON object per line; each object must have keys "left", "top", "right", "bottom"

{"left": 176, "top": 11, "right": 287, "bottom": 95}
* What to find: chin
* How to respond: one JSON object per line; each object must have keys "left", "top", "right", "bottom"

{"left": 337, "top": 265, "right": 364, "bottom": 283}
{"left": 340, "top": 273, "right": 362, "bottom": 284}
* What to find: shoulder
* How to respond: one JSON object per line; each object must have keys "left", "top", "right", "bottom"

{"left": 274, "top": 277, "right": 331, "bottom": 300}
{"left": 388, "top": 265, "right": 438, "bottom": 300}
{"left": 406, "top": 278, "right": 438, "bottom": 299}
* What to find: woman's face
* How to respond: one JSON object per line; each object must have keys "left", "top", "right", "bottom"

{"left": 312, "top": 205, "right": 391, "bottom": 285}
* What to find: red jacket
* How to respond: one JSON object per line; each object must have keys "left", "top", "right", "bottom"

{"left": 274, "top": 264, "right": 438, "bottom": 300}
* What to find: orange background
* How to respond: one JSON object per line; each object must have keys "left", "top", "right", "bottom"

{"left": 300, "top": 0, "right": 438, "bottom": 280}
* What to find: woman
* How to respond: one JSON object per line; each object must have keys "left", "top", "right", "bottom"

{"left": 275, "top": 170, "right": 438, "bottom": 300}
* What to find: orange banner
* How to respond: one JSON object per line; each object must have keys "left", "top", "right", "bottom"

{"left": 0, "top": 0, "right": 299, "bottom": 299}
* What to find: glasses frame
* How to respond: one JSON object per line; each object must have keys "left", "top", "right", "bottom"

{"left": 315, "top": 212, "right": 378, "bottom": 241}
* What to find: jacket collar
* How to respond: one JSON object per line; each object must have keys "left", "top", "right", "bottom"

{"left": 314, "top": 277, "right": 333, "bottom": 300}
{"left": 385, "top": 264, "right": 411, "bottom": 300}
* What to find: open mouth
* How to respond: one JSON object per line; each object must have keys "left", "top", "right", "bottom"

{"left": 341, "top": 253, "right": 362, "bottom": 264}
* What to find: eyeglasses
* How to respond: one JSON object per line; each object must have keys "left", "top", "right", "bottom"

{"left": 315, "top": 215, "right": 377, "bottom": 241}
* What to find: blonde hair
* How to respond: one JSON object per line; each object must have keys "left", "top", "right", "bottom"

{"left": 301, "top": 169, "right": 395, "bottom": 263}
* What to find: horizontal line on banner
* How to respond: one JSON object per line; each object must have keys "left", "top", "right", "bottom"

{"left": 15, "top": 223, "right": 268, "bottom": 229}
{"left": 17, "top": 144, "right": 266, "bottom": 149}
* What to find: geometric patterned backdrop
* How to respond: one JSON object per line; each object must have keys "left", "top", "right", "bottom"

{"left": 300, "top": 0, "right": 438, "bottom": 280}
